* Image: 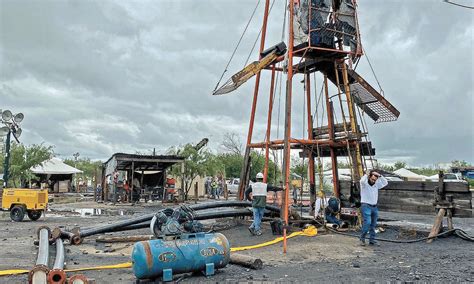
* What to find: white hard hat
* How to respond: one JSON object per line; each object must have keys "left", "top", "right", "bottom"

{"left": 256, "top": 172, "right": 264, "bottom": 179}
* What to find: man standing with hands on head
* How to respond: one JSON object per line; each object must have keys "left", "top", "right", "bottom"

{"left": 360, "top": 170, "right": 388, "bottom": 246}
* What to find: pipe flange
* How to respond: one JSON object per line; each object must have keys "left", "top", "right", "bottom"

{"left": 37, "top": 226, "right": 51, "bottom": 239}
{"left": 68, "top": 274, "right": 90, "bottom": 284}
{"left": 51, "top": 227, "right": 62, "bottom": 240}
{"left": 28, "top": 264, "right": 50, "bottom": 284}
{"left": 71, "top": 234, "right": 83, "bottom": 245}
{"left": 47, "top": 268, "right": 67, "bottom": 284}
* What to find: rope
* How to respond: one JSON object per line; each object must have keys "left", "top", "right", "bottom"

{"left": 213, "top": 0, "right": 262, "bottom": 92}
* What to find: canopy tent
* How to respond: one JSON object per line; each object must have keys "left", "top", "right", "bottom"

{"left": 31, "top": 157, "right": 83, "bottom": 175}
{"left": 393, "top": 168, "right": 428, "bottom": 181}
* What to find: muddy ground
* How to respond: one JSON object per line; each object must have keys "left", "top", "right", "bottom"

{"left": 0, "top": 197, "right": 473, "bottom": 283}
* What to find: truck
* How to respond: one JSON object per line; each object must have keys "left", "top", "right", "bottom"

{"left": 1, "top": 188, "right": 48, "bottom": 222}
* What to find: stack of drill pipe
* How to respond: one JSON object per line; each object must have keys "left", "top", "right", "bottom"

{"left": 47, "top": 238, "right": 66, "bottom": 284}
{"left": 61, "top": 201, "right": 281, "bottom": 244}
{"left": 29, "top": 226, "right": 51, "bottom": 284}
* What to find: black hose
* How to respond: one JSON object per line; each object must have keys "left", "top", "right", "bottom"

{"left": 80, "top": 213, "right": 155, "bottom": 238}
{"left": 188, "top": 201, "right": 280, "bottom": 213}
{"left": 113, "top": 208, "right": 267, "bottom": 233}
{"left": 316, "top": 219, "right": 474, "bottom": 243}
{"left": 80, "top": 201, "right": 280, "bottom": 237}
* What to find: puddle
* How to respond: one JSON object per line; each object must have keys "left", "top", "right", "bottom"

{"left": 48, "top": 208, "right": 136, "bottom": 217}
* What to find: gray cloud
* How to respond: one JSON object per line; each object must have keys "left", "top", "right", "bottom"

{"left": 0, "top": 0, "right": 472, "bottom": 166}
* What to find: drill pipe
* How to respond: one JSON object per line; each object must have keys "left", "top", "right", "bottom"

{"left": 47, "top": 238, "right": 66, "bottom": 284}
{"left": 29, "top": 227, "right": 51, "bottom": 284}
{"left": 68, "top": 201, "right": 281, "bottom": 244}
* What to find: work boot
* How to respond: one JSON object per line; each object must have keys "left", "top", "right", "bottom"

{"left": 369, "top": 241, "right": 380, "bottom": 247}
{"left": 248, "top": 227, "right": 256, "bottom": 236}
{"left": 359, "top": 240, "right": 366, "bottom": 246}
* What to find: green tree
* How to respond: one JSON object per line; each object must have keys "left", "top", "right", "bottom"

{"left": 451, "top": 160, "right": 471, "bottom": 168}
{"left": 63, "top": 158, "right": 102, "bottom": 186}
{"left": 168, "top": 144, "right": 223, "bottom": 200}
{"left": 248, "top": 151, "right": 280, "bottom": 184}
{"left": 7, "top": 142, "right": 54, "bottom": 187}
{"left": 291, "top": 156, "right": 307, "bottom": 179}
{"left": 393, "top": 161, "right": 407, "bottom": 170}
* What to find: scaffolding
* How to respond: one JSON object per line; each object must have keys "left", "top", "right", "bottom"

{"left": 216, "top": 0, "right": 400, "bottom": 253}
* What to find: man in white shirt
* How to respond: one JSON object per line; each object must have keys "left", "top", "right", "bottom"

{"left": 359, "top": 170, "right": 388, "bottom": 246}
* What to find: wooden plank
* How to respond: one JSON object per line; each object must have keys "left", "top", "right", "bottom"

{"left": 340, "top": 180, "right": 469, "bottom": 193}
{"left": 338, "top": 180, "right": 472, "bottom": 217}
{"left": 427, "top": 208, "right": 445, "bottom": 243}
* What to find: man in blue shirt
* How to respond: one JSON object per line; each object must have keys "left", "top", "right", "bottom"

{"left": 359, "top": 170, "right": 388, "bottom": 246}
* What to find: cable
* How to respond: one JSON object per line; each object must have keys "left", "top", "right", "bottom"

{"left": 443, "top": 0, "right": 474, "bottom": 9}
{"left": 362, "top": 45, "right": 384, "bottom": 96}
{"left": 243, "top": 0, "right": 277, "bottom": 67}
{"left": 213, "top": 0, "right": 262, "bottom": 92}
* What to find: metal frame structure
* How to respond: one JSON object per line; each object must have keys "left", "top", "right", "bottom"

{"left": 237, "top": 0, "right": 400, "bottom": 253}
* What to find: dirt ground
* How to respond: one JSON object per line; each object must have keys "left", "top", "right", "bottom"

{"left": 0, "top": 198, "right": 473, "bottom": 283}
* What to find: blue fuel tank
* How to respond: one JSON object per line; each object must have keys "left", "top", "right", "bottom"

{"left": 131, "top": 232, "right": 230, "bottom": 280}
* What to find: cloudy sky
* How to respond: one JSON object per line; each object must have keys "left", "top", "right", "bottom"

{"left": 1, "top": 0, "right": 472, "bottom": 167}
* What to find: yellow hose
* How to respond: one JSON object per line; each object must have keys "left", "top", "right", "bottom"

{"left": 0, "top": 226, "right": 317, "bottom": 276}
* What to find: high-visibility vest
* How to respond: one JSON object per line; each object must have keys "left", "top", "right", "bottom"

{"left": 252, "top": 182, "right": 267, "bottom": 196}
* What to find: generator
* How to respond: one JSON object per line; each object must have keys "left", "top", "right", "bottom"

{"left": 1, "top": 188, "right": 48, "bottom": 221}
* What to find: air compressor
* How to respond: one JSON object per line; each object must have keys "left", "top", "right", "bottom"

{"left": 131, "top": 232, "right": 230, "bottom": 281}
{"left": 132, "top": 206, "right": 230, "bottom": 281}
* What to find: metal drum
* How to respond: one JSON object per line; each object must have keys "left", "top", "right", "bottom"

{"left": 132, "top": 232, "right": 230, "bottom": 281}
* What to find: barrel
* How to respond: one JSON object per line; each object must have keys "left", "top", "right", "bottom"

{"left": 131, "top": 232, "right": 230, "bottom": 280}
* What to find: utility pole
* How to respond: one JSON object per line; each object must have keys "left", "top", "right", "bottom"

{"left": 3, "top": 130, "right": 11, "bottom": 188}
{"left": 73, "top": 152, "right": 80, "bottom": 192}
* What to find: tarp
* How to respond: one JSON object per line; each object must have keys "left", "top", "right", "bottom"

{"left": 31, "top": 157, "right": 83, "bottom": 175}
{"left": 393, "top": 168, "right": 427, "bottom": 181}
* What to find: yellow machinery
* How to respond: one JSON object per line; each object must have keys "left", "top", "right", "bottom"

{"left": 1, "top": 188, "right": 48, "bottom": 222}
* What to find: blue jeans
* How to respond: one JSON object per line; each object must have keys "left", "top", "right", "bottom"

{"left": 250, "top": 207, "right": 265, "bottom": 231}
{"left": 360, "top": 203, "right": 378, "bottom": 243}
{"left": 325, "top": 214, "right": 342, "bottom": 225}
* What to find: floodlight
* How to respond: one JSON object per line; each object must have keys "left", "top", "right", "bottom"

{"left": 1, "top": 110, "right": 12, "bottom": 121}
{"left": 14, "top": 128, "right": 22, "bottom": 138}
{"left": 13, "top": 113, "right": 24, "bottom": 123}
{"left": 0, "top": 126, "right": 9, "bottom": 135}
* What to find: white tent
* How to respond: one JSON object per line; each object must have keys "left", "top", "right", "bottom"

{"left": 393, "top": 168, "right": 427, "bottom": 181}
{"left": 31, "top": 157, "right": 83, "bottom": 175}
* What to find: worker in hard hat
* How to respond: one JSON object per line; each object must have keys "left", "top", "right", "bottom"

{"left": 245, "top": 172, "right": 282, "bottom": 236}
